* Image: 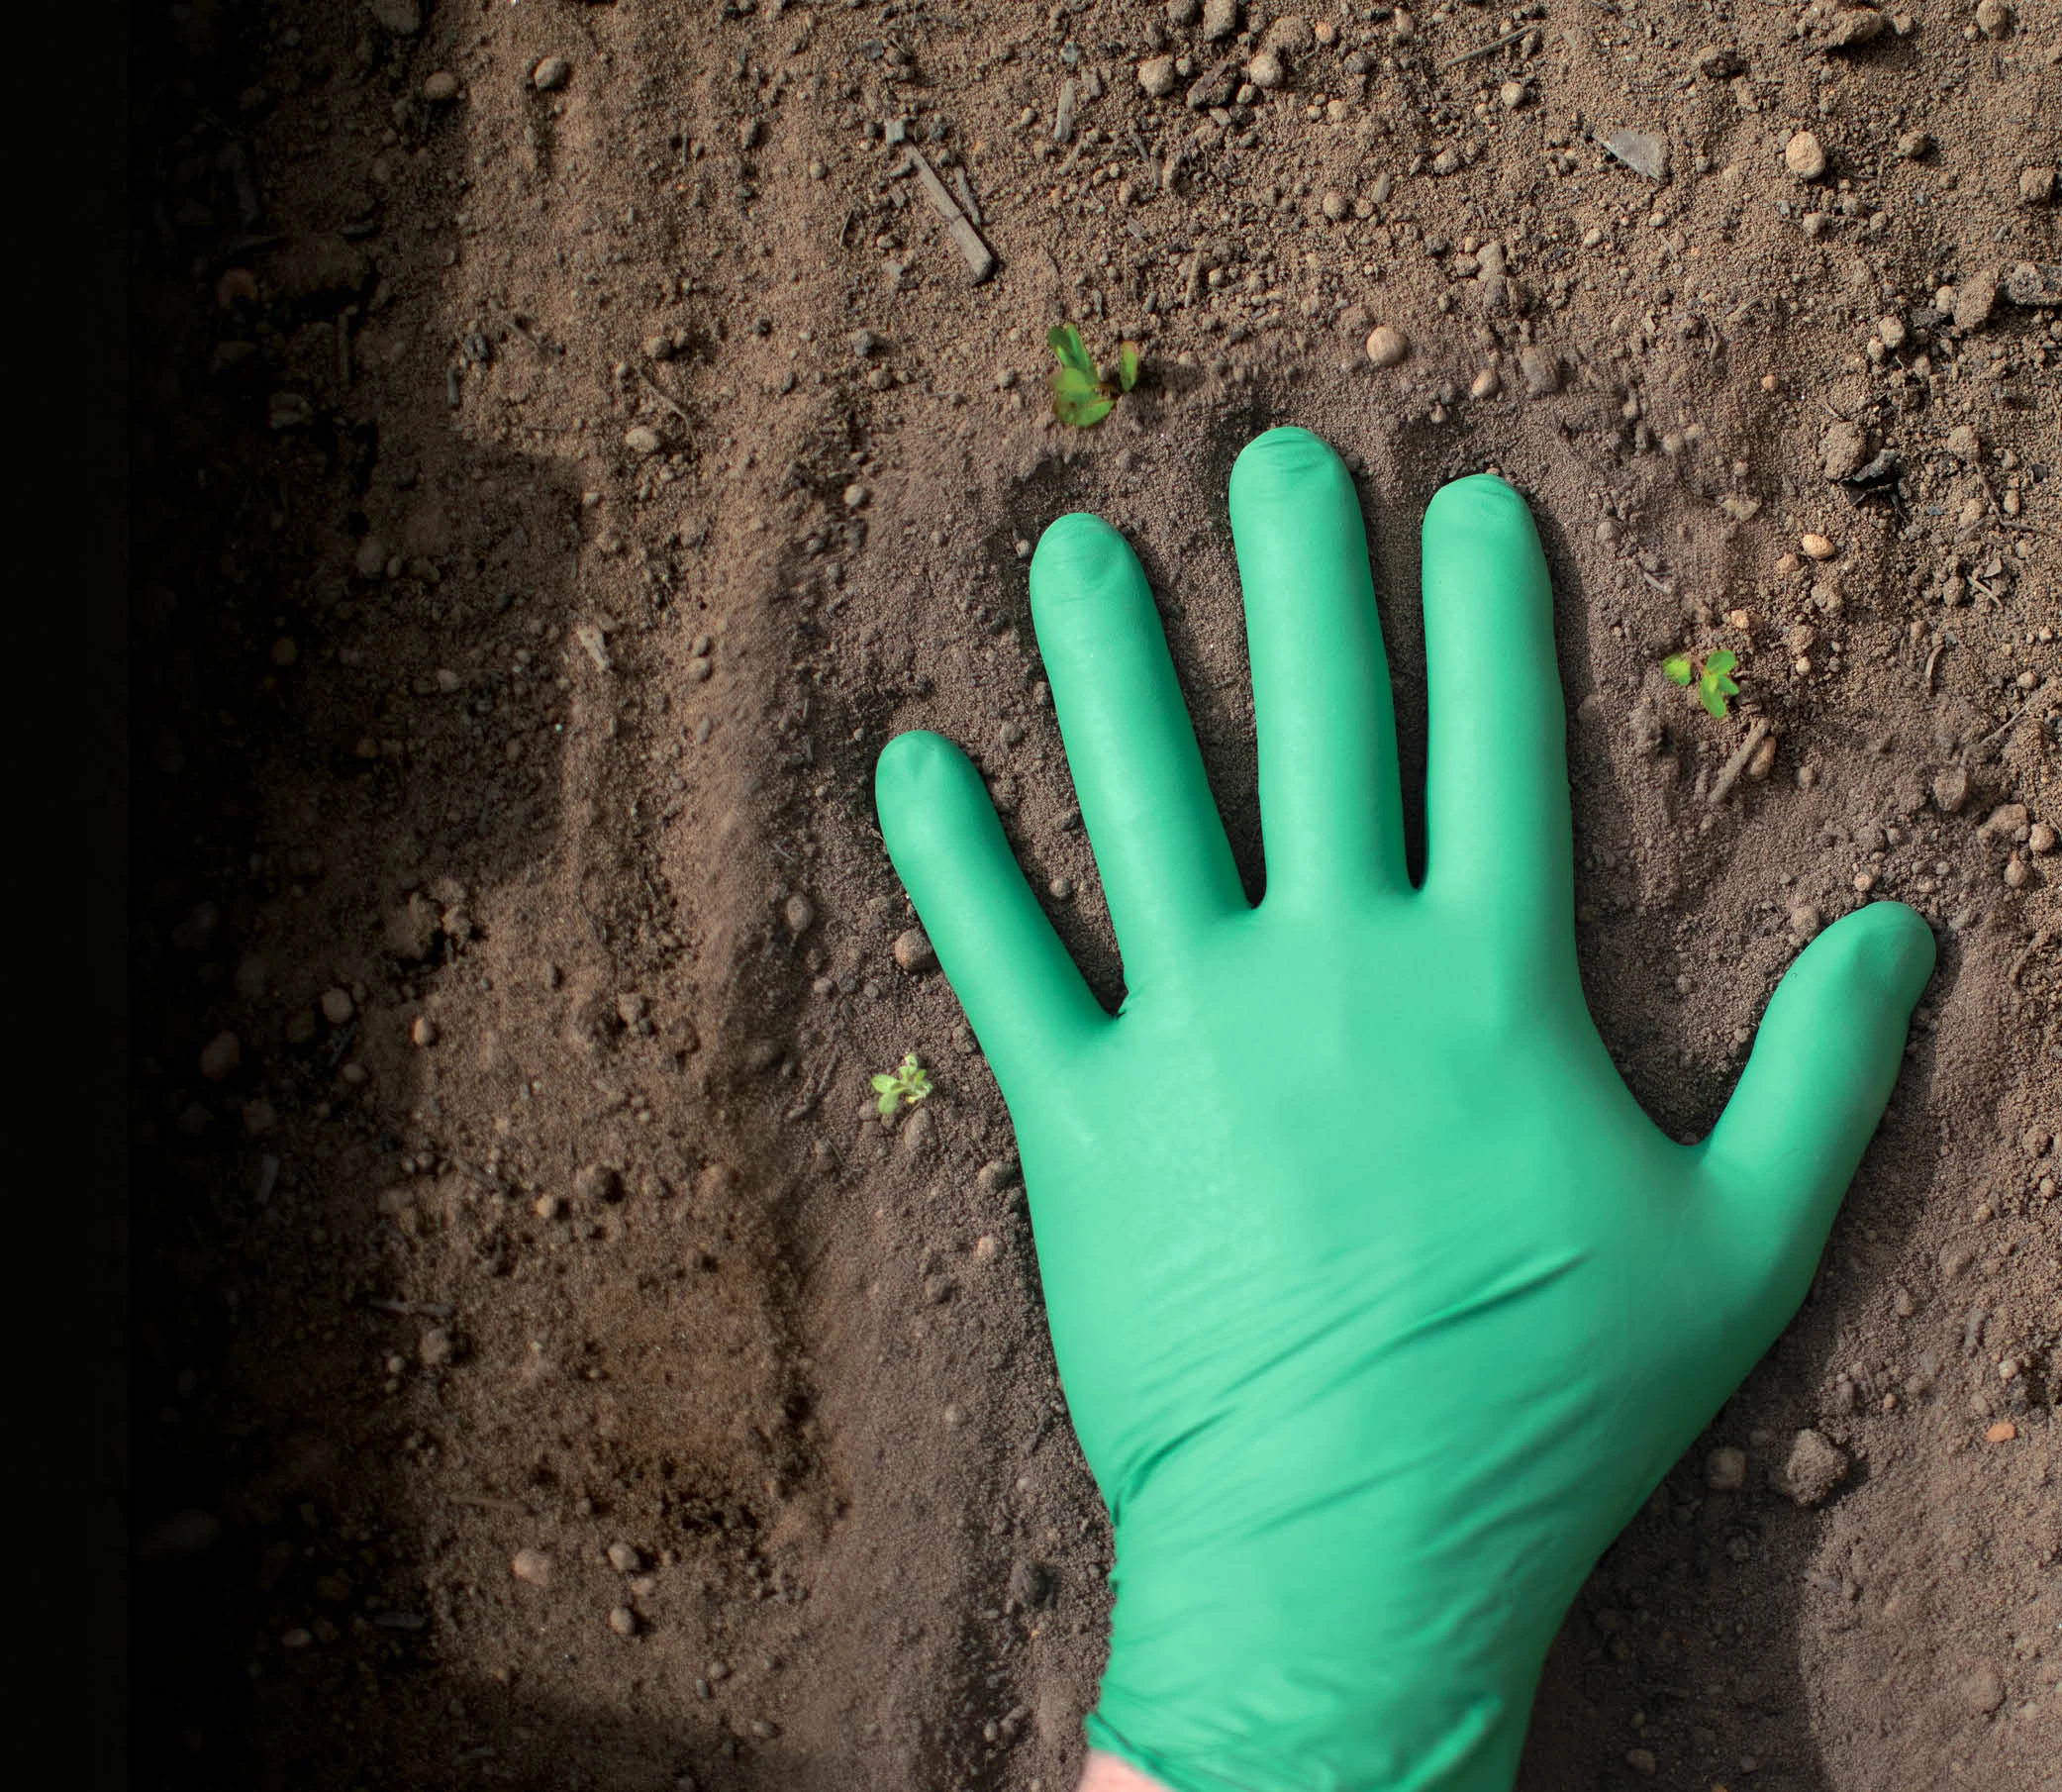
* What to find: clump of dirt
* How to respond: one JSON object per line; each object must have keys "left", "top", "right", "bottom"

{"left": 134, "top": 2, "right": 2057, "bottom": 1789}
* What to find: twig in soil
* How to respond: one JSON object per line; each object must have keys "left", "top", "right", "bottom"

{"left": 449, "top": 1494, "right": 532, "bottom": 1515}
{"left": 904, "top": 148, "right": 997, "bottom": 282}
{"left": 784, "top": 1043, "right": 843, "bottom": 1122}
{"left": 1438, "top": 26, "right": 1532, "bottom": 68}
{"left": 2008, "top": 928, "right": 2051, "bottom": 987}
{"left": 1707, "top": 718, "right": 1772, "bottom": 808}
{"left": 1976, "top": 685, "right": 2047, "bottom": 750}
{"left": 1923, "top": 638, "right": 1946, "bottom": 694}
{"left": 635, "top": 363, "right": 692, "bottom": 429}
{"left": 951, "top": 164, "right": 983, "bottom": 225}
{"left": 369, "top": 1298, "right": 455, "bottom": 1320}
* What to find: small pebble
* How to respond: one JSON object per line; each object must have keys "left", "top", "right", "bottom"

{"left": 1137, "top": 55, "right": 1177, "bottom": 98}
{"left": 1800, "top": 533, "right": 1835, "bottom": 560}
{"left": 624, "top": 425, "right": 663, "bottom": 457}
{"left": 199, "top": 1032, "right": 242, "bottom": 1081}
{"left": 609, "top": 1606, "right": 638, "bottom": 1638}
{"left": 2021, "top": 165, "right": 2057, "bottom": 206}
{"left": 1931, "top": 764, "right": 1970, "bottom": 815}
{"left": 842, "top": 482, "right": 871, "bottom": 509}
{"left": 1363, "top": 324, "right": 1410, "bottom": 367}
{"left": 1959, "top": 1663, "right": 2006, "bottom": 1715}
{"left": 784, "top": 892, "right": 817, "bottom": 934}
{"left": 534, "top": 1193, "right": 562, "bottom": 1220}
{"left": 418, "top": 1328, "right": 453, "bottom": 1369}
{"left": 574, "top": 1163, "right": 623, "bottom": 1204}
{"left": 1974, "top": 0, "right": 2013, "bottom": 38}
{"left": 1985, "top": 1420, "right": 2017, "bottom": 1444}
{"left": 1706, "top": 1445, "right": 1747, "bottom": 1491}
{"left": 892, "top": 927, "right": 937, "bottom": 973}
{"left": 1785, "top": 131, "right": 1827, "bottom": 180}
{"left": 1820, "top": 418, "right": 1867, "bottom": 481}
{"left": 411, "top": 1015, "right": 439, "bottom": 1047}
{"left": 1201, "top": 0, "right": 1239, "bottom": 41}
{"left": 421, "top": 70, "right": 459, "bottom": 103}
{"left": 511, "top": 1548, "right": 554, "bottom": 1589}
{"left": 1321, "top": 188, "right": 1349, "bottom": 222}
{"left": 1499, "top": 80, "right": 1525, "bottom": 110}
{"left": 1518, "top": 346, "right": 1558, "bottom": 396}
{"left": 1469, "top": 365, "right": 1500, "bottom": 400}
{"left": 1953, "top": 271, "right": 1998, "bottom": 333}
{"left": 1246, "top": 50, "right": 1285, "bottom": 89}
{"left": 533, "top": 56, "right": 571, "bottom": 92}
{"left": 1946, "top": 423, "right": 1982, "bottom": 464}
{"left": 2029, "top": 822, "right": 2057, "bottom": 854}
{"left": 1782, "top": 1429, "right": 1849, "bottom": 1507}
{"left": 607, "top": 1542, "right": 642, "bottom": 1573}
{"left": 1823, "top": 7, "right": 1884, "bottom": 47}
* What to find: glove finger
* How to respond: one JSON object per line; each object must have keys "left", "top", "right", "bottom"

{"left": 874, "top": 730, "right": 1109, "bottom": 1091}
{"left": 1228, "top": 427, "right": 1411, "bottom": 911}
{"left": 1419, "top": 476, "right": 1573, "bottom": 973}
{"left": 1699, "top": 901, "right": 1934, "bottom": 1317}
{"left": 1031, "top": 513, "right": 1248, "bottom": 990}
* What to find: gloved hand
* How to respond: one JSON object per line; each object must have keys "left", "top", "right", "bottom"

{"left": 873, "top": 428, "right": 1932, "bottom": 1792}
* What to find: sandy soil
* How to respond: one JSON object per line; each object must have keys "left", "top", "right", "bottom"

{"left": 132, "top": 2, "right": 2059, "bottom": 1788}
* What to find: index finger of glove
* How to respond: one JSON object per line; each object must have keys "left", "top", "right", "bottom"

{"left": 875, "top": 729, "right": 1109, "bottom": 1091}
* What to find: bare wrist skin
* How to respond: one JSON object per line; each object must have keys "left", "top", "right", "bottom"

{"left": 1076, "top": 1748, "right": 1170, "bottom": 1792}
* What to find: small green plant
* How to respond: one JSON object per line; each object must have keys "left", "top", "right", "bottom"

{"left": 1662, "top": 647, "right": 1740, "bottom": 719}
{"left": 870, "top": 1052, "right": 933, "bottom": 1118}
{"left": 1047, "top": 324, "right": 1140, "bottom": 428}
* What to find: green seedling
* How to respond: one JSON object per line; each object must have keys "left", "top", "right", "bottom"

{"left": 1662, "top": 647, "right": 1740, "bottom": 719}
{"left": 871, "top": 1052, "right": 933, "bottom": 1118}
{"left": 1047, "top": 324, "right": 1140, "bottom": 428}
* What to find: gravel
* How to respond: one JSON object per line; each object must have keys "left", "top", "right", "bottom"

{"left": 574, "top": 1163, "right": 624, "bottom": 1204}
{"left": 1821, "top": 419, "right": 1867, "bottom": 479}
{"left": 199, "top": 1032, "right": 242, "bottom": 1081}
{"left": 533, "top": 56, "right": 571, "bottom": 92}
{"left": 1958, "top": 1662, "right": 2006, "bottom": 1714}
{"left": 1706, "top": 1445, "right": 1748, "bottom": 1491}
{"left": 607, "top": 1542, "right": 642, "bottom": 1573}
{"left": 1785, "top": 131, "right": 1828, "bottom": 180}
{"left": 1782, "top": 1429, "right": 1849, "bottom": 1507}
{"left": 1201, "top": 0, "right": 1239, "bottom": 41}
{"left": 1137, "top": 55, "right": 1177, "bottom": 98}
{"left": 1518, "top": 346, "right": 1559, "bottom": 396}
{"left": 1363, "top": 325, "right": 1409, "bottom": 367}
{"left": 892, "top": 927, "right": 937, "bottom": 972}
{"left": 511, "top": 1548, "right": 553, "bottom": 1589}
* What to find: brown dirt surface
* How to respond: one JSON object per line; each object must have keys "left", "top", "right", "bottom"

{"left": 133, "top": 2, "right": 2060, "bottom": 1789}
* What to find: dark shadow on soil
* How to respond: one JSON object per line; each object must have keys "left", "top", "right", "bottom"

{"left": 129, "top": 6, "right": 589, "bottom": 1784}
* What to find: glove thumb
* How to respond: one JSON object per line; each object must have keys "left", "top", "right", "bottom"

{"left": 1700, "top": 900, "right": 1935, "bottom": 1320}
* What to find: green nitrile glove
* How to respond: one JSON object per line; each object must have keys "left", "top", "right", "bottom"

{"left": 872, "top": 428, "right": 1933, "bottom": 1792}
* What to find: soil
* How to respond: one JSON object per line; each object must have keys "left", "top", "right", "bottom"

{"left": 131, "top": 2, "right": 2060, "bottom": 1790}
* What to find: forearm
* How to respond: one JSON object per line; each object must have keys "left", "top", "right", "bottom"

{"left": 1077, "top": 1749, "right": 1168, "bottom": 1792}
